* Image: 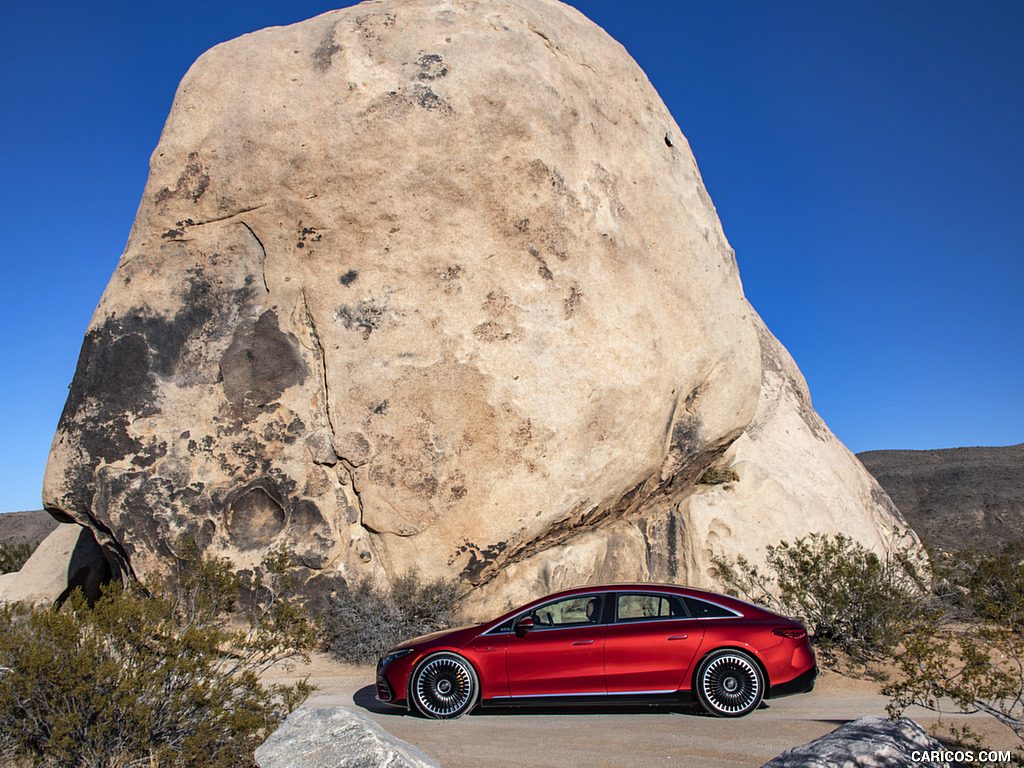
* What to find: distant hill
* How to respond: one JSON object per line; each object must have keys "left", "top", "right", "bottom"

{"left": 858, "top": 444, "right": 1024, "bottom": 552}
{"left": 0, "top": 509, "right": 59, "bottom": 549}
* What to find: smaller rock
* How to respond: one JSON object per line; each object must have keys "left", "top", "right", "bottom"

{"left": 255, "top": 706, "right": 441, "bottom": 768}
{"left": 762, "top": 716, "right": 958, "bottom": 768}
{"left": 0, "top": 524, "right": 110, "bottom": 605}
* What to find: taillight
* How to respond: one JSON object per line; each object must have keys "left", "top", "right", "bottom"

{"left": 772, "top": 626, "right": 807, "bottom": 640}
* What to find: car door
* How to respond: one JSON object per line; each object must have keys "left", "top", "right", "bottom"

{"left": 604, "top": 591, "right": 705, "bottom": 694}
{"left": 506, "top": 593, "right": 608, "bottom": 697}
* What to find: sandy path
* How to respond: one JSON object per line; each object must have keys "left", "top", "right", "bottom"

{"left": 267, "top": 655, "right": 1015, "bottom": 767}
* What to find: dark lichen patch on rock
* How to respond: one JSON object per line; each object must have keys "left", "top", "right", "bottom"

{"left": 312, "top": 28, "right": 342, "bottom": 73}
{"left": 473, "top": 320, "right": 523, "bottom": 343}
{"left": 529, "top": 245, "right": 554, "bottom": 281}
{"left": 335, "top": 299, "right": 387, "bottom": 339}
{"left": 563, "top": 284, "right": 582, "bottom": 318}
{"left": 415, "top": 53, "right": 448, "bottom": 80}
{"left": 296, "top": 225, "right": 323, "bottom": 252}
{"left": 457, "top": 541, "right": 509, "bottom": 585}
{"left": 220, "top": 310, "right": 308, "bottom": 409}
{"left": 411, "top": 84, "right": 450, "bottom": 112}
{"left": 54, "top": 268, "right": 240, "bottom": 491}
{"left": 154, "top": 152, "right": 210, "bottom": 205}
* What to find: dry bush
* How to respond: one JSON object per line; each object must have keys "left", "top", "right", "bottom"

{"left": 0, "top": 542, "right": 315, "bottom": 768}
{"left": 322, "top": 570, "right": 459, "bottom": 665}
{"left": 885, "top": 539, "right": 1024, "bottom": 764}
{"left": 714, "top": 532, "right": 931, "bottom": 660}
{"left": 0, "top": 543, "right": 34, "bottom": 575}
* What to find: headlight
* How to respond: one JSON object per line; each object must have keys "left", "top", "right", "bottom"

{"left": 380, "top": 648, "right": 415, "bottom": 668}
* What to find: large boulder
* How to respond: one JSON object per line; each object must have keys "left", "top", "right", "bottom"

{"left": 43, "top": 0, "right": 910, "bottom": 613}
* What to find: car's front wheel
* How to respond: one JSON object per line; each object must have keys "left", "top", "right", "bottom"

{"left": 409, "top": 652, "right": 479, "bottom": 719}
{"left": 694, "top": 649, "right": 764, "bottom": 717}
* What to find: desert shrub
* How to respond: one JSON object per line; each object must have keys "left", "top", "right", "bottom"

{"left": 714, "top": 532, "right": 931, "bottom": 660}
{"left": 934, "top": 538, "right": 1024, "bottom": 630}
{"left": 0, "top": 541, "right": 315, "bottom": 768}
{"left": 0, "top": 542, "right": 34, "bottom": 574}
{"left": 323, "top": 570, "right": 459, "bottom": 664}
{"left": 885, "top": 542, "right": 1024, "bottom": 761}
{"left": 698, "top": 466, "right": 740, "bottom": 486}
{"left": 885, "top": 622, "right": 1024, "bottom": 762}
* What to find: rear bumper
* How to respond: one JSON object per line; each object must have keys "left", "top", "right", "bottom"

{"left": 769, "top": 665, "right": 818, "bottom": 699}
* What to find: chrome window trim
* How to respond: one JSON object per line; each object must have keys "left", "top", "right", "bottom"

{"left": 609, "top": 615, "right": 696, "bottom": 627}
{"left": 482, "top": 589, "right": 742, "bottom": 634}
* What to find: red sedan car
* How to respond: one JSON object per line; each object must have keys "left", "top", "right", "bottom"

{"left": 376, "top": 584, "right": 816, "bottom": 718}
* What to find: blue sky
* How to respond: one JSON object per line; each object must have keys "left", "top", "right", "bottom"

{"left": 1, "top": 0, "right": 1021, "bottom": 514}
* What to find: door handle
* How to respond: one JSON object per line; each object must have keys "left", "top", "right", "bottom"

{"left": 572, "top": 640, "right": 595, "bottom": 645}
{"left": 667, "top": 635, "right": 689, "bottom": 641}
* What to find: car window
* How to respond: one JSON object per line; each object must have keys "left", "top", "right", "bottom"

{"left": 487, "top": 618, "right": 515, "bottom": 634}
{"left": 529, "top": 594, "right": 604, "bottom": 628}
{"left": 683, "top": 595, "right": 738, "bottom": 618}
{"left": 616, "top": 593, "right": 686, "bottom": 621}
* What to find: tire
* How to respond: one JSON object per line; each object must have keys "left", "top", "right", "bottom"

{"left": 409, "top": 652, "right": 479, "bottom": 719}
{"left": 694, "top": 649, "right": 765, "bottom": 717}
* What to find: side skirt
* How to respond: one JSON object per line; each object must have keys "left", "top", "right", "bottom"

{"left": 479, "top": 691, "right": 693, "bottom": 709}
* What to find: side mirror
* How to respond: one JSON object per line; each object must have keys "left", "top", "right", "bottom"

{"left": 515, "top": 616, "right": 535, "bottom": 638}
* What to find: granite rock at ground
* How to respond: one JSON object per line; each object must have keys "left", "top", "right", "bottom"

{"left": 255, "top": 706, "right": 441, "bottom": 768}
{"left": 761, "top": 716, "right": 957, "bottom": 768}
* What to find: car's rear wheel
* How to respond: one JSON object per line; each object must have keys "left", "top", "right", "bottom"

{"left": 695, "top": 649, "right": 764, "bottom": 717}
{"left": 410, "top": 652, "right": 479, "bottom": 719}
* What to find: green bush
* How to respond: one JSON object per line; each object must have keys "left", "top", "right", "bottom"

{"left": 714, "top": 532, "right": 931, "bottom": 660}
{"left": 884, "top": 622, "right": 1024, "bottom": 762}
{"left": 0, "top": 542, "right": 315, "bottom": 768}
{"left": 885, "top": 540, "right": 1024, "bottom": 761}
{"left": 0, "top": 542, "right": 34, "bottom": 574}
{"left": 323, "top": 570, "right": 459, "bottom": 665}
{"left": 934, "top": 538, "right": 1024, "bottom": 630}
{"left": 698, "top": 466, "right": 740, "bottom": 486}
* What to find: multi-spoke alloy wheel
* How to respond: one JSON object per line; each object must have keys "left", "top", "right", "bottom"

{"left": 695, "top": 650, "right": 764, "bottom": 717}
{"left": 410, "top": 653, "right": 479, "bottom": 719}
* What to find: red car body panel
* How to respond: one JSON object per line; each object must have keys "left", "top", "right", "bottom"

{"left": 507, "top": 623, "right": 606, "bottom": 696}
{"left": 604, "top": 620, "right": 705, "bottom": 693}
{"left": 375, "top": 584, "right": 817, "bottom": 714}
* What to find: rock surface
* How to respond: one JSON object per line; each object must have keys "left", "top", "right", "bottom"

{"left": 761, "top": 716, "right": 956, "bottom": 768}
{"left": 42, "top": 0, "right": 909, "bottom": 613}
{"left": 255, "top": 706, "right": 441, "bottom": 768}
{"left": 463, "top": 313, "right": 916, "bottom": 612}
{"left": 859, "top": 443, "right": 1024, "bottom": 552}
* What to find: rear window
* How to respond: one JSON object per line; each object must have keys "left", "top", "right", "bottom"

{"left": 683, "top": 596, "right": 737, "bottom": 618}
{"left": 616, "top": 593, "right": 687, "bottom": 621}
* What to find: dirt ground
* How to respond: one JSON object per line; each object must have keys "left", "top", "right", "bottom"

{"left": 265, "top": 654, "right": 1017, "bottom": 767}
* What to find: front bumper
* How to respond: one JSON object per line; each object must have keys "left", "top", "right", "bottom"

{"left": 375, "top": 671, "right": 395, "bottom": 703}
